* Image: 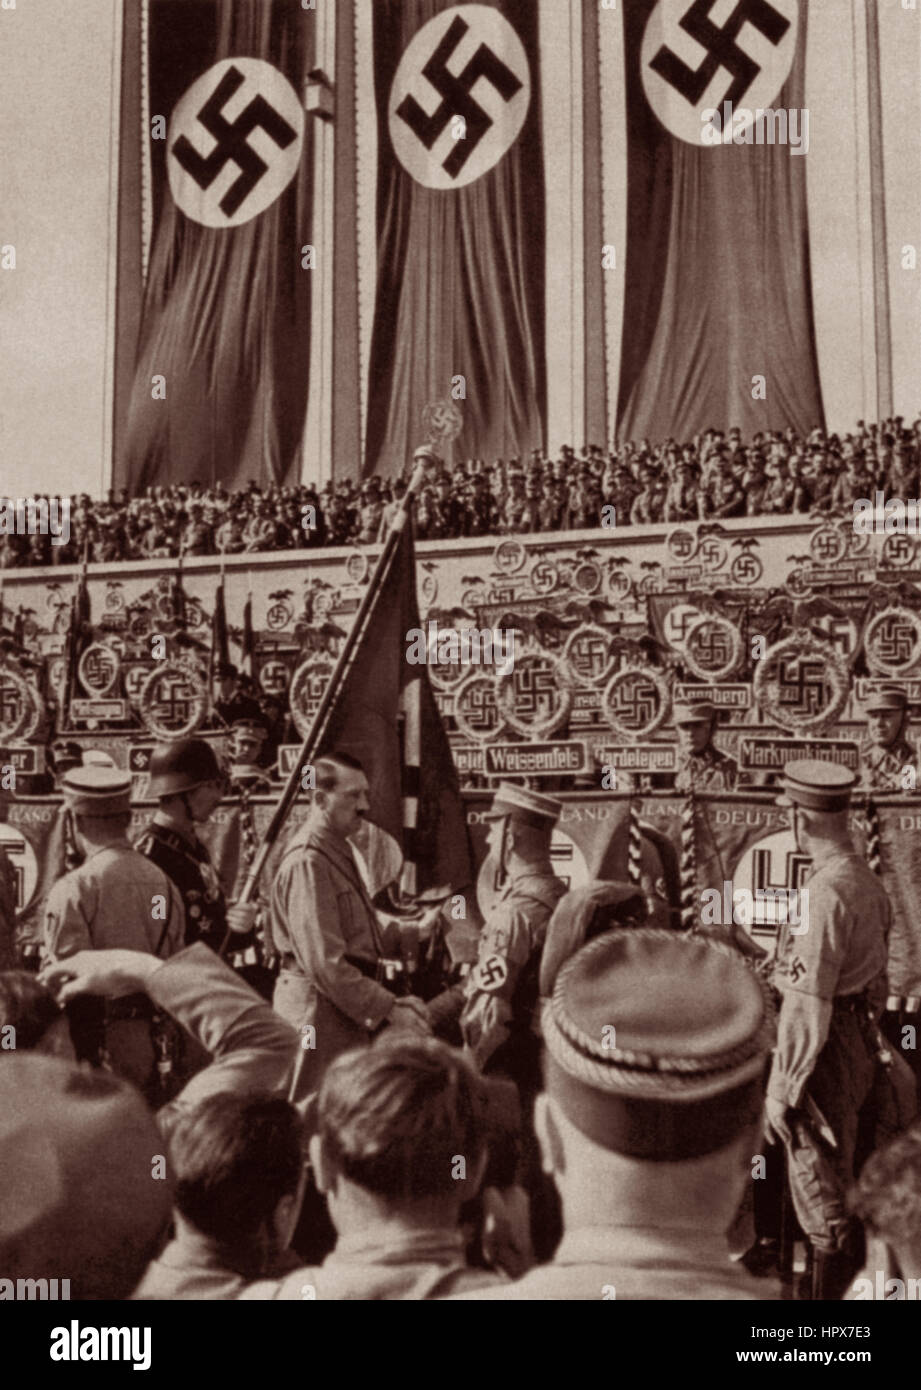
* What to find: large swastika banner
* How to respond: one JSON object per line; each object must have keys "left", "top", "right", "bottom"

{"left": 365, "top": 0, "right": 546, "bottom": 476}
{"left": 120, "top": 0, "right": 312, "bottom": 493}
{"left": 616, "top": 0, "right": 825, "bottom": 442}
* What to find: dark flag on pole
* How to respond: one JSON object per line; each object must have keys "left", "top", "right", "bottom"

{"left": 319, "top": 517, "right": 472, "bottom": 896}
{"left": 211, "top": 575, "right": 231, "bottom": 680}
{"left": 62, "top": 560, "right": 92, "bottom": 729}
{"left": 241, "top": 589, "right": 256, "bottom": 680}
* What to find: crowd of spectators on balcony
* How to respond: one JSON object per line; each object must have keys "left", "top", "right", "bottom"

{"left": 2, "top": 416, "right": 918, "bottom": 569}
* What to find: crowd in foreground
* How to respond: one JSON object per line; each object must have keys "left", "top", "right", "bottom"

{"left": 0, "top": 746, "right": 919, "bottom": 1303}
{"left": 2, "top": 415, "right": 919, "bottom": 568}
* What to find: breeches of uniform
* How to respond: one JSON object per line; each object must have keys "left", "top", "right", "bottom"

{"left": 273, "top": 968, "right": 372, "bottom": 1095}
{"left": 785, "top": 1008, "right": 875, "bottom": 1253}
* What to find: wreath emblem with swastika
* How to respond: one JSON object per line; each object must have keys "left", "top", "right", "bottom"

{"left": 881, "top": 534, "right": 918, "bottom": 570}
{"left": 289, "top": 658, "right": 334, "bottom": 739}
{"left": 864, "top": 607, "right": 921, "bottom": 678}
{"left": 698, "top": 535, "right": 728, "bottom": 571}
{"left": 730, "top": 551, "right": 763, "bottom": 587}
{"left": 78, "top": 642, "right": 120, "bottom": 697}
{"left": 809, "top": 523, "right": 848, "bottom": 566}
{"left": 641, "top": 0, "right": 798, "bottom": 147}
{"left": 562, "top": 624, "right": 619, "bottom": 689}
{"left": 665, "top": 527, "right": 698, "bottom": 564}
{"left": 601, "top": 665, "right": 671, "bottom": 740}
{"left": 169, "top": 58, "right": 304, "bottom": 228}
{"left": 138, "top": 664, "right": 207, "bottom": 739}
{"left": 494, "top": 649, "right": 574, "bottom": 740}
{"left": 390, "top": 5, "right": 531, "bottom": 190}
{"left": 0, "top": 667, "right": 38, "bottom": 742}
{"left": 753, "top": 631, "right": 848, "bottom": 733}
{"left": 682, "top": 615, "right": 742, "bottom": 682}
{"left": 473, "top": 953, "right": 509, "bottom": 992}
{"left": 452, "top": 672, "right": 507, "bottom": 743}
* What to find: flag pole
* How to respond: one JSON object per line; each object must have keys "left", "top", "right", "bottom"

{"left": 225, "top": 460, "right": 430, "bottom": 935}
{"left": 62, "top": 540, "right": 90, "bottom": 733}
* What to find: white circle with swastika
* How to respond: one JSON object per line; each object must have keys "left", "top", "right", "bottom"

{"left": 641, "top": 0, "right": 798, "bottom": 147}
{"left": 389, "top": 4, "right": 530, "bottom": 190}
{"left": 472, "top": 953, "right": 509, "bottom": 992}
{"left": 169, "top": 58, "right": 304, "bottom": 228}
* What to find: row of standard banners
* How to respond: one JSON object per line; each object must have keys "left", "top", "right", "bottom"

{"left": 119, "top": 0, "right": 823, "bottom": 489}
{"left": 6, "top": 790, "right": 921, "bottom": 996}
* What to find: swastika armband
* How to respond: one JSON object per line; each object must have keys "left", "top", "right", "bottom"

{"left": 472, "top": 953, "right": 510, "bottom": 993}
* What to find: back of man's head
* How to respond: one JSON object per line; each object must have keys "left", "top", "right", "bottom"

{"left": 849, "top": 1122, "right": 921, "bottom": 1280}
{"left": 316, "top": 1037, "right": 488, "bottom": 1213}
{"left": 168, "top": 1092, "right": 303, "bottom": 1262}
{"left": 0, "top": 1055, "right": 173, "bottom": 1298}
{"left": 0, "top": 971, "right": 66, "bottom": 1053}
{"left": 537, "top": 929, "right": 773, "bottom": 1233}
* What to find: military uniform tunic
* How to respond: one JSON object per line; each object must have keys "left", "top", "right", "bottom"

{"left": 461, "top": 870, "right": 566, "bottom": 1081}
{"left": 767, "top": 848, "right": 891, "bottom": 1250}
{"left": 674, "top": 745, "right": 738, "bottom": 792}
{"left": 135, "top": 818, "right": 228, "bottom": 954}
{"left": 43, "top": 844, "right": 185, "bottom": 1089}
{"left": 858, "top": 737, "right": 917, "bottom": 792}
{"left": 269, "top": 822, "right": 395, "bottom": 1091}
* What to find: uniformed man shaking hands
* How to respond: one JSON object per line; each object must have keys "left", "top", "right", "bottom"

{"left": 270, "top": 752, "right": 430, "bottom": 1094}
{"left": 460, "top": 783, "right": 565, "bottom": 1085}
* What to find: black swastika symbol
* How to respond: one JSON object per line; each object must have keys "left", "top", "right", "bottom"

{"left": 477, "top": 955, "right": 508, "bottom": 989}
{"left": 813, "top": 530, "right": 843, "bottom": 561}
{"left": 84, "top": 651, "right": 114, "bottom": 688}
{"left": 787, "top": 956, "right": 806, "bottom": 984}
{"left": 650, "top": 0, "right": 791, "bottom": 109}
{"left": 875, "top": 616, "right": 919, "bottom": 666}
{"left": 152, "top": 678, "right": 193, "bottom": 729}
{"left": 396, "top": 15, "right": 523, "bottom": 179}
{"left": 172, "top": 65, "right": 298, "bottom": 218}
{"left": 885, "top": 537, "right": 915, "bottom": 565}
{"left": 512, "top": 664, "right": 559, "bottom": 720}
{"left": 613, "top": 676, "right": 658, "bottom": 729}
{"left": 0, "top": 682, "right": 22, "bottom": 729}
{"left": 458, "top": 680, "right": 498, "bottom": 732}
{"left": 776, "top": 658, "right": 827, "bottom": 716}
{"left": 572, "top": 636, "right": 609, "bottom": 680}
{"left": 688, "top": 624, "right": 730, "bottom": 670}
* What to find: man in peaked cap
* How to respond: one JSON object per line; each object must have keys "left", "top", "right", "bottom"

{"left": 460, "top": 783, "right": 566, "bottom": 1087}
{"left": 228, "top": 717, "right": 274, "bottom": 793}
{"left": 453, "top": 927, "right": 777, "bottom": 1300}
{"left": 859, "top": 685, "right": 917, "bottom": 793}
{"left": 671, "top": 700, "right": 738, "bottom": 792}
{"left": 763, "top": 759, "right": 904, "bottom": 1298}
{"left": 42, "top": 767, "right": 186, "bottom": 1091}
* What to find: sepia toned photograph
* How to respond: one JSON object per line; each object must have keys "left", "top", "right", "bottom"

{"left": 1, "top": 0, "right": 920, "bottom": 1359}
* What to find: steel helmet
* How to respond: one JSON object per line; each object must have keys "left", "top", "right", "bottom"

{"left": 148, "top": 738, "right": 223, "bottom": 799}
